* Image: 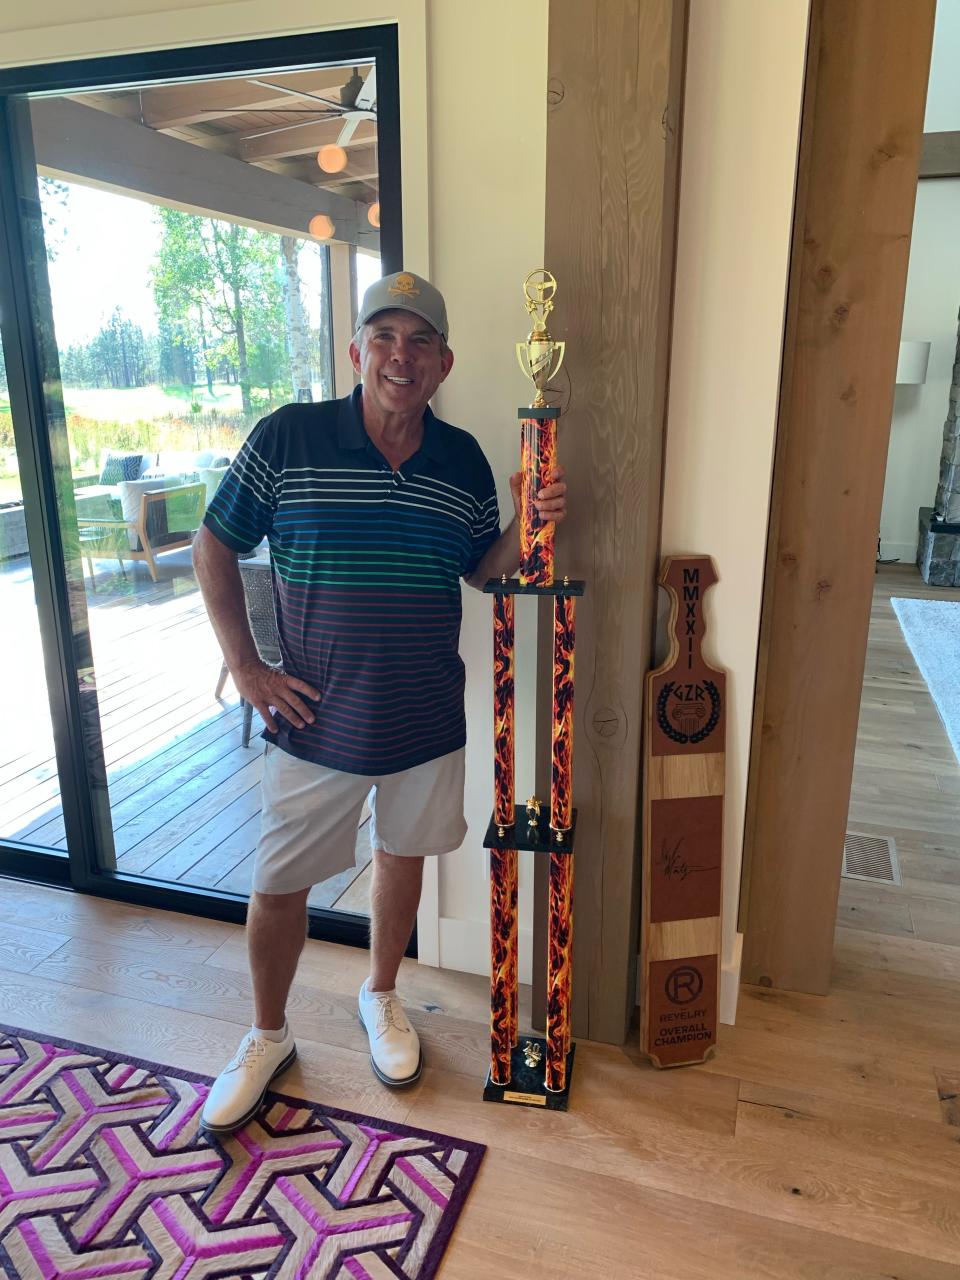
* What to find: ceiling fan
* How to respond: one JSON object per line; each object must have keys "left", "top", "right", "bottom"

{"left": 220, "top": 66, "right": 377, "bottom": 143}
{"left": 336, "top": 65, "right": 377, "bottom": 145}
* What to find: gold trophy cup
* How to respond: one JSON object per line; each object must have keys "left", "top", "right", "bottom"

{"left": 516, "top": 269, "right": 566, "bottom": 408}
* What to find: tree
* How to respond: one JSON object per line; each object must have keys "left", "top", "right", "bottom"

{"left": 38, "top": 178, "right": 71, "bottom": 262}
{"left": 76, "top": 309, "right": 149, "bottom": 389}
{"left": 152, "top": 210, "right": 212, "bottom": 393}
{"left": 153, "top": 210, "right": 290, "bottom": 412}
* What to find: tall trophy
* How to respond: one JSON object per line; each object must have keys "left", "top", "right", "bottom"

{"left": 482, "top": 270, "right": 584, "bottom": 1110}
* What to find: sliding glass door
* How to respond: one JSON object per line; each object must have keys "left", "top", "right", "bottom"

{"left": 0, "top": 28, "right": 400, "bottom": 945}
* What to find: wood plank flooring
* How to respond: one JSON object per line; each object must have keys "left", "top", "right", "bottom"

{"left": 842, "top": 563, "right": 960, "bottom": 949}
{"left": 0, "top": 552, "right": 371, "bottom": 914}
{"left": 1, "top": 564, "right": 959, "bottom": 1273}
{"left": 0, "top": 872, "right": 958, "bottom": 1277}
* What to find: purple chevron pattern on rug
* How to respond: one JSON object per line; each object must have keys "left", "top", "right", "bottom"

{"left": 0, "top": 1024, "right": 484, "bottom": 1280}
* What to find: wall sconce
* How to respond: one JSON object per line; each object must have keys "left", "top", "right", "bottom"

{"left": 896, "top": 340, "right": 930, "bottom": 385}
{"left": 367, "top": 202, "right": 380, "bottom": 229}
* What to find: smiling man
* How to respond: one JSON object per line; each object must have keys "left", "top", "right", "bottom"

{"left": 192, "top": 270, "right": 566, "bottom": 1133}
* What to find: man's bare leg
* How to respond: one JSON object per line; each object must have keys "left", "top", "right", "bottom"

{"left": 368, "top": 849, "right": 424, "bottom": 991}
{"left": 248, "top": 887, "right": 311, "bottom": 1028}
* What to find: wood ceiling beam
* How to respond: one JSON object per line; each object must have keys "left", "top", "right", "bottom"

{"left": 273, "top": 157, "right": 379, "bottom": 190}
{"left": 136, "top": 67, "right": 359, "bottom": 129}
{"left": 238, "top": 122, "right": 376, "bottom": 164}
{"left": 30, "top": 97, "right": 379, "bottom": 251}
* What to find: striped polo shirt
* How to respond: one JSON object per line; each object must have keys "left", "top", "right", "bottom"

{"left": 203, "top": 387, "right": 501, "bottom": 775}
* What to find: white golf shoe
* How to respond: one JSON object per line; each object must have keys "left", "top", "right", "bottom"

{"left": 200, "top": 1025, "right": 297, "bottom": 1134}
{"left": 358, "top": 982, "right": 423, "bottom": 1087}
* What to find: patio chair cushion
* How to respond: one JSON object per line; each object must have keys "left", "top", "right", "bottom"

{"left": 141, "top": 450, "right": 234, "bottom": 481}
{"left": 98, "top": 451, "right": 145, "bottom": 485}
{"left": 117, "top": 474, "right": 186, "bottom": 550}
{"left": 199, "top": 466, "right": 229, "bottom": 506}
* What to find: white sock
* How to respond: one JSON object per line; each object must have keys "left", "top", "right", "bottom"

{"left": 252, "top": 1021, "right": 287, "bottom": 1043}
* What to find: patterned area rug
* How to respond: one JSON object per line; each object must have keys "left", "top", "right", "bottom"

{"left": 0, "top": 1024, "right": 484, "bottom": 1280}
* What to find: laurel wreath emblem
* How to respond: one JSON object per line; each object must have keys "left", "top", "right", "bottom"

{"left": 655, "top": 680, "right": 722, "bottom": 745}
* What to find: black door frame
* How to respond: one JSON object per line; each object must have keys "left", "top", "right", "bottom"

{"left": 0, "top": 26, "right": 403, "bottom": 950}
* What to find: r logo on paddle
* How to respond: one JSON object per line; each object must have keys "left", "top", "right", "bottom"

{"left": 664, "top": 965, "right": 704, "bottom": 1005}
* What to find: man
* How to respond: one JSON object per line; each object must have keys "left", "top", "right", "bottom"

{"left": 193, "top": 270, "right": 566, "bottom": 1134}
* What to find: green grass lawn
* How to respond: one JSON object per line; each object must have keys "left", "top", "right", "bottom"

{"left": 63, "top": 383, "right": 249, "bottom": 422}
{"left": 1, "top": 378, "right": 308, "bottom": 428}
{"left": 0, "top": 381, "right": 284, "bottom": 503}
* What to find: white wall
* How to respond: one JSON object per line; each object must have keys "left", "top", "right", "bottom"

{"left": 0, "top": 0, "right": 547, "bottom": 982}
{"left": 659, "top": 0, "right": 810, "bottom": 1023}
{"left": 880, "top": 0, "right": 960, "bottom": 563}
{"left": 426, "top": 2, "right": 547, "bottom": 982}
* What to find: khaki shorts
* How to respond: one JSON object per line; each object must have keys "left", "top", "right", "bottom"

{"left": 253, "top": 744, "right": 467, "bottom": 895}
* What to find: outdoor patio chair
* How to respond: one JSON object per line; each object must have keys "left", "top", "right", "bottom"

{"left": 75, "top": 492, "right": 128, "bottom": 588}
{"left": 117, "top": 479, "right": 207, "bottom": 581}
{"left": 215, "top": 559, "right": 281, "bottom": 748}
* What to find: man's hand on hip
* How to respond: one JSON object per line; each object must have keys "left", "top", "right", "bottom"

{"left": 234, "top": 660, "right": 320, "bottom": 734}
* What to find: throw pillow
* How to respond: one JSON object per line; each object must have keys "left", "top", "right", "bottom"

{"left": 99, "top": 452, "right": 143, "bottom": 485}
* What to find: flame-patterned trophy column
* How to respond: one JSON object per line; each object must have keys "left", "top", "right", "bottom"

{"left": 520, "top": 414, "right": 558, "bottom": 587}
{"left": 482, "top": 270, "right": 584, "bottom": 1112}
{"left": 546, "top": 593, "right": 576, "bottom": 1091}
{"left": 490, "top": 590, "right": 518, "bottom": 1086}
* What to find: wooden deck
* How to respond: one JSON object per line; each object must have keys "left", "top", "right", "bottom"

{"left": 0, "top": 549, "right": 371, "bottom": 914}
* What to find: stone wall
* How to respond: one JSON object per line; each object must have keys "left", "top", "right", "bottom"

{"left": 917, "top": 308, "right": 960, "bottom": 586}
{"left": 934, "top": 307, "right": 960, "bottom": 523}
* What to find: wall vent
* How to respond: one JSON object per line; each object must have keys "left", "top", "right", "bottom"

{"left": 842, "top": 831, "right": 901, "bottom": 886}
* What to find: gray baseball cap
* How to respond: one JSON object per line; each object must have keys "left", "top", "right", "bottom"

{"left": 355, "top": 270, "right": 449, "bottom": 342}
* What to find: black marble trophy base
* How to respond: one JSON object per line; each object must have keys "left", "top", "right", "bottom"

{"left": 483, "top": 1039, "right": 576, "bottom": 1111}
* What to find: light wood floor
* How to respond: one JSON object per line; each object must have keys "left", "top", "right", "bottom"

{"left": 842, "top": 563, "right": 960, "bottom": 948}
{"left": 2, "top": 562, "right": 959, "bottom": 1275}
{"left": 1, "top": 870, "right": 959, "bottom": 1277}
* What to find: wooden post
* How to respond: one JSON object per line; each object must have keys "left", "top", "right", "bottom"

{"left": 329, "top": 241, "right": 358, "bottom": 398}
{"left": 535, "top": 0, "right": 688, "bottom": 1043}
{"left": 740, "top": 0, "right": 936, "bottom": 993}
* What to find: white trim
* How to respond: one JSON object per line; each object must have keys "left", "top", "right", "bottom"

{"left": 416, "top": 857, "right": 440, "bottom": 967}
{"left": 878, "top": 540, "right": 918, "bottom": 564}
{"left": 720, "top": 931, "right": 743, "bottom": 1025}
{"left": 438, "top": 915, "right": 532, "bottom": 986}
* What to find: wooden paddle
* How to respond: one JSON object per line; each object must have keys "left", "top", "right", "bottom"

{"left": 640, "top": 555, "right": 725, "bottom": 1067}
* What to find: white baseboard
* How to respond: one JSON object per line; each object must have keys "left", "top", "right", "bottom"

{"left": 720, "top": 932, "right": 743, "bottom": 1025}
{"left": 415, "top": 858, "right": 440, "bottom": 968}
{"left": 878, "top": 540, "right": 917, "bottom": 564}
{"left": 437, "top": 916, "right": 532, "bottom": 985}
